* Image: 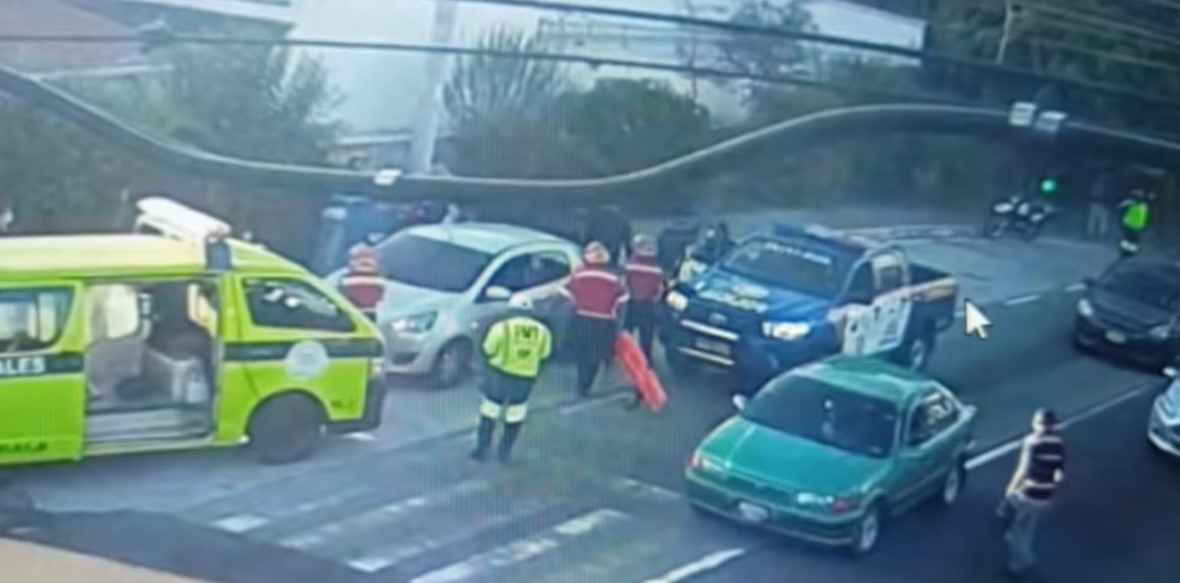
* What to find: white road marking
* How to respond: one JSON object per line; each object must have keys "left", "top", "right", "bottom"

{"left": 608, "top": 476, "right": 682, "bottom": 504}
{"left": 345, "top": 496, "right": 553, "bottom": 573}
{"left": 280, "top": 478, "right": 492, "bottom": 551}
{"left": 408, "top": 508, "right": 629, "bottom": 583}
{"left": 211, "top": 514, "right": 268, "bottom": 533}
{"left": 344, "top": 432, "right": 378, "bottom": 442}
{"left": 1065, "top": 283, "right": 1087, "bottom": 293}
{"left": 965, "top": 381, "right": 1157, "bottom": 470}
{"left": 639, "top": 549, "right": 747, "bottom": 583}
{"left": 1002, "top": 293, "right": 1041, "bottom": 307}
{"left": 954, "top": 308, "right": 965, "bottom": 319}
{"left": 559, "top": 392, "right": 630, "bottom": 415}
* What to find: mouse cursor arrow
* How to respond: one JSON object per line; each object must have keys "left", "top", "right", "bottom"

{"left": 963, "top": 301, "right": 991, "bottom": 339}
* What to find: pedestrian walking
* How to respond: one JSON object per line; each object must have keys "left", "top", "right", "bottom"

{"left": 562, "top": 242, "right": 628, "bottom": 398}
{"left": 1000, "top": 408, "right": 1066, "bottom": 577}
{"left": 1118, "top": 188, "right": 1151, "bottom": 257}
{"left": 1086, "top": 169, "right": 1115, "bottom": 239}
{"left": 338, "top": 243, "right": 385, "bottom": 321}
{"left": 470, "top": 294, "right": 553, "bottom": 463}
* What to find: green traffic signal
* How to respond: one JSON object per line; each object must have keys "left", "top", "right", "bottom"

{"left": 1039, "top": 178, "right": 1058, "bottom": 194}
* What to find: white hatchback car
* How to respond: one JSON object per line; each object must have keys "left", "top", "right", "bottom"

{"left": 1149, "top": 366, "right": 1180, "bottom": 458}
{"left": 329, "top": 223, "right": 582, "bottom": 387}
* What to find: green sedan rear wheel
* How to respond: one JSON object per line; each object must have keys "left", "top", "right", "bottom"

{"left": 849, "top": 503, "right": 884, "bottom": 557}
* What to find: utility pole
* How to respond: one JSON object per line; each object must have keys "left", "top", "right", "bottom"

{"left": 996, "top": 1, "right": 1020, "bottom": 65}
{"left": 408, "top": 0, "right": 459, "bottom": 175}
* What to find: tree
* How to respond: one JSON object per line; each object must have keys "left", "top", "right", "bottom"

{"left": 559, "top": 78, "right": 712, "bottom": 175}
{"left": 443, "top": 26, "right": 581, "bottom": 178}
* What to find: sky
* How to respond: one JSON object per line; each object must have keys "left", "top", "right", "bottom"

{"left": 287, "top": 0, "right": 925, "bottom": 133}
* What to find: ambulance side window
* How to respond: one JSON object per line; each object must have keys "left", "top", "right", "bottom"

{"left": 0, "top": 288, "right": 74, "bottom": 353}
{"left": 243, "top": 278, "right": 356, "bottom": 333}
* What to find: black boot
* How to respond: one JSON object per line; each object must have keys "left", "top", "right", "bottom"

{"left": 498, "top": 422, "right": 523, "bottom": 463}
{"left": 470, "top": 417, "right": 495, "bottom": 462}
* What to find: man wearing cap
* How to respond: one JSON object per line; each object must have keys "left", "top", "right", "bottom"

{"left": 339, "top": 243, "right": 385, "bottom": 321}
{"left": 471, "top": 294, "right": 553, "bottom": 463}
{"left": 1001, "top": 408, "right": 1067, "bottom": 577}
{"left": 562, "top": 241, "right": 628, "bottom": 398}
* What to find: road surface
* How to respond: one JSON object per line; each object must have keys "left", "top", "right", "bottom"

{"left": 7, "top": 270, "right": 1178, "bottom": 583}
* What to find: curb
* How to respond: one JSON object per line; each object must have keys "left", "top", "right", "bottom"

{"left": 846, "top": 224, "right": 978, "bottom": 240}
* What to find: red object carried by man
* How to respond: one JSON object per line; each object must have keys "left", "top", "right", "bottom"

{"left": 340, "top": 244, "right": 385, "bottom": 318}
{"left": 613, "top": 331, "right": 667, "bottom": 411}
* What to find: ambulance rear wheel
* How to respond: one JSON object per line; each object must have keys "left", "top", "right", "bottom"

{"left": 249, "top": 394, "right": 324, "bottom": 464}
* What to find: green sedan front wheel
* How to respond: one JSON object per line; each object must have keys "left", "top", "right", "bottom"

{"left": 849, "top": 503, "right": 884, "bottom": 557}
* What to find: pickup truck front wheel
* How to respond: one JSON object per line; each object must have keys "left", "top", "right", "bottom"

{"left": 905, "top": 335, "right": 932, "bottom": 371}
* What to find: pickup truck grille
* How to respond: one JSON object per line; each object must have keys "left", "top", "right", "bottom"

{"left": 684, "top": 299, "right": 760, "bottom": 334}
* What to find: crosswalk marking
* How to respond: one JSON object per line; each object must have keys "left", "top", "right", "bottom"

{"left": 408, "top": 508, "right": 629, "bottom": 583}
{"left": 279, "top": 478, "right": 492, "bottom": 551}
{"left": 344, "top": 494, "right": 553, "bottom": 573}
{"left": 638, "top": 549, "right": 747, "bottom": 583}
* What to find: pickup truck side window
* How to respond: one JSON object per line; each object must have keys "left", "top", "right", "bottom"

{"left": 243, "top": 278, "right": 356, "bottom": 333}
{"left": 876, "top": 264, "right": 906, "bottom": 295}
{"left": 846, "top": 263, "right": 874, "bottom": 304}
{"left": 0, "top": 288, "right": 73, "bottom": 353}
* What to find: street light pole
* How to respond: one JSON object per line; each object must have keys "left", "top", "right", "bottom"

{"left": 408, "top": 0, "right": 459, "bottom": 175}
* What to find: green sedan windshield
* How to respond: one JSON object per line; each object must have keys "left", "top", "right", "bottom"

{"left": 742, "top": 375, "right": 899, "bottom": 459}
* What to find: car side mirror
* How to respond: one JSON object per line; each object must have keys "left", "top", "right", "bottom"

{"left": 1164, "top": 367, "right": 1177, "bottom": 378}
{"left": 731, "top": 394, "right": 748, "bottom": 411}
{"left": 483, "top": 286, "right": 511, "bottom": 302}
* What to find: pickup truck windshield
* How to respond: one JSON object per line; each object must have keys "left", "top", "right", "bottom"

{"left": 378, "top": 234, "right": 494, "bottom": 293}
{"left": 742, "top": 374, "right": 898, "bottom": 459}
{"left": 721, "top": 237, "right": 843, "bottom": 298}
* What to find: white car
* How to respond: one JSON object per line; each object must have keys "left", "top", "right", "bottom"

{"left": 1149, "top": 366, "right": 1180, "bottom": 458}
{"left": 328, "top": 223, "right": 581, "bottom": 387}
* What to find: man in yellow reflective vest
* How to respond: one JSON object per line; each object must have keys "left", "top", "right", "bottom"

{"left": 470, "top": 293, "right": 554, "bottom": 463}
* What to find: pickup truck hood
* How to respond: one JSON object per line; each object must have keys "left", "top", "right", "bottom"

{"left": 693, "top": 269, "right": 830, "bottom": 320}
{"left": 699, "top": 417, "right": 886, "bottom": 495}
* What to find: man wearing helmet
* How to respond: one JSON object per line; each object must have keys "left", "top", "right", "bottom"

{"left": 561, "top": 241, "right": 628, "bottom": 398}
{"left": 623, "top": 234, "right": 665, "bottom": 362}
{"left": 1001, "top": 408, "right": 1067, "bottom": 576}
{"left": 471, "top": 293, "right": 553, "bottom": 463}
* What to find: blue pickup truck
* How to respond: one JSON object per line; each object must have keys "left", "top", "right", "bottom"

{"left": 661, "top": 224, "right": 958, "bottom": 389}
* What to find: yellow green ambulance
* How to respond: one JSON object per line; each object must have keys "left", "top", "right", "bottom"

{"left": 0, "top": 197, "right": 387, "bottom": 466}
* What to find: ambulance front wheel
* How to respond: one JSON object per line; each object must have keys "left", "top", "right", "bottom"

{"left": 249, "top": 394, "right": 325, "bottom": 464}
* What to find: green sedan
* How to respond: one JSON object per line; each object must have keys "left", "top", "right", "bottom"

{"left": 685, "top": 355, "right": 978, "bottom": 556}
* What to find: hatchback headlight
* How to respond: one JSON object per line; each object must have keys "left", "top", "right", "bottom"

{"left": 1077, "top": 298, "right": 1094, "bottom": 318}
{"left": 762, "top": 321, "right": 811, "bottom": 340}
{"left": 666, "top": 290, "right": 689, "bottom": 312}
{"left": 391, "top": 311, "right": 437, "bottom": 333}
{"left": 993, "top": 201, "right": 1014, "bottom": 213}
{"left": 1150, "top": 324, "right": 1172, "bottom": 340}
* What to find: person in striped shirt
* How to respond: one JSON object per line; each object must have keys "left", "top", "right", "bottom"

{"left": 1002, "top": 408, "right": 1066, "bottom": 577}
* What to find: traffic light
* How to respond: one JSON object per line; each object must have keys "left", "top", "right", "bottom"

{"left": 1039, "top": 177, "right": 1059, "bottom": 195}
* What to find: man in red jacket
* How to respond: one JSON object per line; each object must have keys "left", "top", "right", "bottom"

{"left": 623, "top": 234, "right": 664, "bottom": 360}
{"left": 562, "top": 241, "right": 628, "bottom": 398}
{"left": 339, "top": 243, "right": 385, "bottom": 321}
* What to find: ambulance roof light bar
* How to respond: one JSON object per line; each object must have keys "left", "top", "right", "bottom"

{"left": 135, "top": 197, "right": 231, "bottom": 243}
{"left": 135, "top": 197, "right": 233, "bottom": 271}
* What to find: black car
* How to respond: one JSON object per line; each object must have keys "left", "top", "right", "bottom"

{"left": 1074, "top": 259, "right": 1180, "bottom": 367}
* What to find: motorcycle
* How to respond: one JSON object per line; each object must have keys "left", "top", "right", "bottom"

{"left": 983, "top": 196, "right": 1053, "bottom": 241}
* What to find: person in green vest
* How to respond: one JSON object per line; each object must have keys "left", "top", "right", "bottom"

{"left": 1118, "top": 187, "right": 1152, "bottom": 257}
{"left": 470, "top": 293, "right": 554, "bottom": 463}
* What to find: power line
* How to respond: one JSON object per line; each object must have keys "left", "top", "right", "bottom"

{"left": 394, "top": 0, "right": 1180, "bottom": 112}
{"left": 0, "top": 33, "right": 949, "bottom": 104}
